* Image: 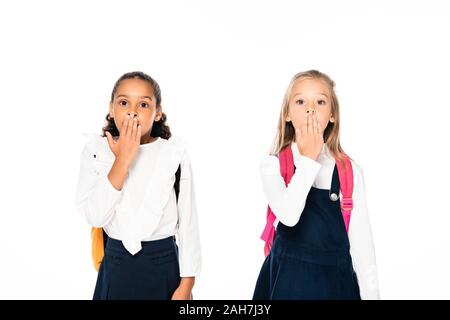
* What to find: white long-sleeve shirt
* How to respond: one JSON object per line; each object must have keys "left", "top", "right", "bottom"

{"left": 74, "top": 133, "right": 201, "bottom": 277}
{"left": 260, "top": 142, "right": 379, "bottom": 300}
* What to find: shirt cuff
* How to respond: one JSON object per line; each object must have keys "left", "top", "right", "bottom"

{"left": 293, "top": 154, "right": 322, "bottom": 174}
{"left": 179, "top": 261, "right": 202, "bottom": 278}
{"left": 102, "top": 172, "right": 123, "bottom": 195}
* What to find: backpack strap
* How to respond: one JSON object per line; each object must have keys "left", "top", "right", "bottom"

{"left": 279, "top": 145, "right": 295, "bottom": 185}
{"left": 335, "top": 155, "right": 354, "bottom": 233}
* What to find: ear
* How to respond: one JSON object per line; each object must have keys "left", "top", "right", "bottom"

{"left": 109, "top": 102, "right": 114, "bottom": 118}
{"left": 286, "top": 108, "right": 292, "bottom": 122}
{"left": 329, "top": 115, "right": 335, "bottom": 123}
{"left": 155, "top": 106, "right": 163, "bottom": 122}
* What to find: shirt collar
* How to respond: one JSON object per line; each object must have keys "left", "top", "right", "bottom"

{"left": 291, "top": 142, "right": 334, "bottom": 164}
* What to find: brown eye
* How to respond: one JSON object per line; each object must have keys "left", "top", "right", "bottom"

{"left": 318, "top": 100, "right": 326, "bottom": 105}
{"left": 296, "top": 99, "right": 305, "bottom": 105}
{"left": 140, "top": 102, "right": 148, "bottom": 108}
{"left": 119, "top": 100, "right": 127, "bottom": 106}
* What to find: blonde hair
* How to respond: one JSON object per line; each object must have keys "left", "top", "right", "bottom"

{"left": 270, "top": 70, "right": 347, "bottom": 163}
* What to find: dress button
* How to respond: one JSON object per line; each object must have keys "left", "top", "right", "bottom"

{"left": 330, "top": 193, "right": 339, "bottom": 201}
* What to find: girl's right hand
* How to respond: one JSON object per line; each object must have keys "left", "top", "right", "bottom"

{"left": 105, "top": 115, "right": 142, "bottom": 166}
{"left": 295, "top": 111, "right": 324, "bottom": 161}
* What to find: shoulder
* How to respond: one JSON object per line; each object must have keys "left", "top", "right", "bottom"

{"left": 349, "top": 158, "right": 365, "bottom": 188}
{"left": 80, "top": 132, "right": 112, "bottom": 161}
{"left": 158, "top": 135, "right": 191, "bottom": 172}
{"left": 81, "top": 132, "right": 107, "bottom": 148}
{"left": 168, "top": 136, "right": 191, "bottom": 166}
{"left": 160, "top": 135, "right": 187, "bottom": 151}
{"left": 159, "top": 135, "right": 188, "bottom": 160}
{"left": 259, "top": 153, "right": 280, "bottom": 175}
{"left": 349, "top": 158, "right": 363, "bottom": 175}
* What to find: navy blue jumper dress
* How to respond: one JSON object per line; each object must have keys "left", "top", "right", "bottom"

{"left": 253, "top": 163, "right": 361, "bottom": 300}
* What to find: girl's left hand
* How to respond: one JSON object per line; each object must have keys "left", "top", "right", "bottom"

{"left": 171, "top": 287, "right": 193, "bottom": 300}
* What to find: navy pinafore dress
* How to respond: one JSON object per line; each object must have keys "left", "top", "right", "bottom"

{"left": 253, "top": 163, "right": 361, "bottom": 300}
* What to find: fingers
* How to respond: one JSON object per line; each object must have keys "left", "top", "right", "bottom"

{"left": 300, "top": 112, "right": 311, "bottom": 137}
{"left": 299, "top": 111, "right": 322, "bottom": 140}
{"left": 313, "top": 112, "right": 321, "bottom": 135}
{"left": 130, "top": 116, "right": 137, "bottom": 141}
{"left": 122, "top": 114, "right": 131, "bottom": 137}
{"left": 312, "top": 112, "right": 318, "bottom": 134}
{"left": 127, "top": 116, "right": 134, "bottom": 139}
{"left": 120, "top": 114, "right": 142, "bottom": 147}
{"left": 306, "top": 111, "right": 312, "bottom": 134}
{"left": 136, "top": 122, "right": 142, "bottom": 143}
{"left": 300, "top": 118, "right": 307, "bottom": 136}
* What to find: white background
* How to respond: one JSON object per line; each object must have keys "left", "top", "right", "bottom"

{"left": 1, "top": 0, "right": 449, "bottom": 299}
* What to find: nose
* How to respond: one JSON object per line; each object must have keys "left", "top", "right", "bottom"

{"left": 126, "top": 111, "right": 140, "bottom": 125}
{"left": 306, "top": 107, "right": 315, "bottom": 114}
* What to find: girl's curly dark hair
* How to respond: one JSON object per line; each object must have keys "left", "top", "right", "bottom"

{"left": 102, "top": 71, "right": 171, "bottom": 139}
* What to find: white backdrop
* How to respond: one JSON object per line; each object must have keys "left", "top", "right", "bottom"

{"left": 1, "top": 0, "right": 449, "bottom": 299}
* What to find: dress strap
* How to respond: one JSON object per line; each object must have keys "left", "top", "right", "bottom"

{"left": 329, "top": 164, "right": 340, "bottom": 200}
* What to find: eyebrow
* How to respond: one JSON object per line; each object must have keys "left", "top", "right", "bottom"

{"left": 116, "top": 94, "right": 153, "bottom": 100}
{"left": 293, "top": 92, "right": 329, "bottom": 98}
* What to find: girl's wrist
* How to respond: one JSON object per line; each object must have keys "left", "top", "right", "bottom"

{"left": 178, "top": 277, "right": 195, "bottom": 291}
{"left": 115, "top": 155, "right": 131, "bottom": 168}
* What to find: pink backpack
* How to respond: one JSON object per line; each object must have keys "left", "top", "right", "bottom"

{"left": 260, "top": 146, "right": 354, "bottom": 256}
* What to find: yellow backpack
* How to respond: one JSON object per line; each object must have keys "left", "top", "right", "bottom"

{"left": 91, "top": 165, "right": 182, "bottom": 271}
